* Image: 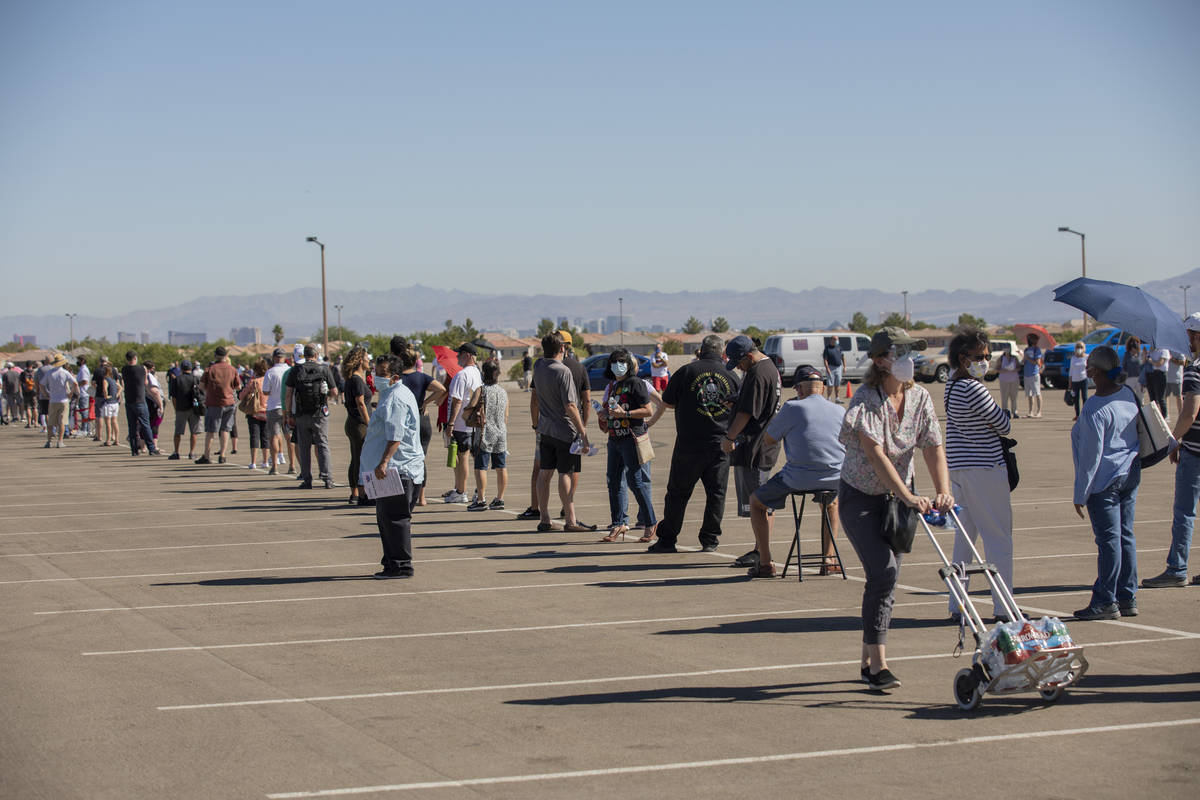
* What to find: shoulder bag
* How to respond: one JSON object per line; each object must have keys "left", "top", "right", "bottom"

{"left": 1128, "top": 386, "right": 1171, "bottom": 468}
{"left": 462, "top": 386, "right": 486, "bottom": 429}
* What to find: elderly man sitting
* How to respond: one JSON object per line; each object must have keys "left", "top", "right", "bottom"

{"left": 745, "top": 365, "right": 846, "bottom": 578}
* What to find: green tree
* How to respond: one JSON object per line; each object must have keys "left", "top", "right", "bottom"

{"left": 535, "top": 318, "right": 557, "bottom": 338}
{"left": 314, "top": 325, "right": 360, "bottom": 342}
{"left": 849, "top": 312, "right": 872, "bottom": 333}
{"left": 711, "top": 316, "right": 730, "bottom": 333}
{"left": 682, "top": 316, "right": 704, "bottom": 335}
{"left": 881, "top": 312, "right": 933, "bottom": 330}
{"left": 954, "top": 313, "right": 987, "bottom": 332}
{"left": 272, "top": 324, "right": 284, "bottom": 345}
{"left": 661, "top": 339, "right": 684, "bottom": 356}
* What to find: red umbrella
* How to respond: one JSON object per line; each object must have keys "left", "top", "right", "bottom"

{"left": 432, "top": 345, "right": 462, "bottom": 379}
{"left": 1013, "top": 324, "right": 1057, "bottom": 350}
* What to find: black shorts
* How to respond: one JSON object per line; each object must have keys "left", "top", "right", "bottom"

{"left": 539, "top": 434, "right": 580, "bottom": 474}
{"left": 451, "top": 429, "right": 479, "bottom": 456}
{"left": 38, "top": 398, "right": 49, "bottom": 416}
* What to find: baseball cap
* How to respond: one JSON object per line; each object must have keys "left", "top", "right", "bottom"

{"left": 556, "top": 329, "right": 573, "bottom": 345}
{"left": 214, "top": 346, "right": 227, "bottom": 357}
{"left": 272, "top": 347, "right": 286, "bottom": 358}
{"left": 293, "top": 343, "right": 305, "bottom": 359}
{"left": 724, "top": 335, "right": 755, "bottom": 364}
{"left": 180, "top": 359, "right": 192, "bottom": 370}
{"left": 1185, "top": 313, "right": 1200, "bottom": 333}
{"left": 457, "top": 342, "right": 478, "bottom": 356}
{"left": 794, "top": 364, "right": 824, "bottom": 382}
{"left": 868, "top": 326, "right": 927, "bottom": 358}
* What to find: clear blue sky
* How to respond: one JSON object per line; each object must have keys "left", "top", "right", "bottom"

{"left": 2, "top": 0, "right": 1197, "bottom": 317}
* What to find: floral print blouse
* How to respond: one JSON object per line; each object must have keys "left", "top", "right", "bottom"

{"left": 838, "top": 382, "right": 943, "bottom": 496}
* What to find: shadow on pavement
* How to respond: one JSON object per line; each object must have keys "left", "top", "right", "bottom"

{"left": 656, "top": 615, "right": 953, "bottom": 636}
{"left": 151, "top": 575, "right": 376, "bottom": 587}
{"left": 500, "top": 562, "right": 723, "bottom": 575}
{"left": 507, "top": 680, "right": 853, "bottom": 707}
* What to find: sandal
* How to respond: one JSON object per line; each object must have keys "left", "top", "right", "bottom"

{"left": 747, "top": 564, "right": 777, "bottom": 579}
{"left": 638, "top": 523, "right": 657, "bottom": 543}
{"left": 536, "top": 522, "right": 554, "bottom": 533}
{"left": 600, "top": 526, "right": 629, "bottom": 542}
{"left": 820, "top": 558, "right": 843, "bottom": 576}
{"left": 564, "top": 521, "right": 598, "bottom": 532}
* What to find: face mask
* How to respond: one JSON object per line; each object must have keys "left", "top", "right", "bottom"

{"left": 889, "top": 355, "right": 915, "bottom": 383}
{"left": 376, "top": 375, "right": 391, "bottom": 389}
{"left": 967, "top": 361, "right": 988, "bottom": 380}
{"left": 611, "top": 362, "right": 629, "bottom": 377}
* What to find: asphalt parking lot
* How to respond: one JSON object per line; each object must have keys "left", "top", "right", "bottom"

{"left": 2, "top": 381, "right": 1198, "bottom": 799}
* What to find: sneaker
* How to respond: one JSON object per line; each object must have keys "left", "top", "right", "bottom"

{"left": 866, "top": 669, "right": 901, "bottom": 691}
{"left": 488, "top": 498, "right": 505, "bottom": 510}
{"left": 467, "top": 499, "right": 488, "bottom": 511}
{"left": 276, "top": 453, "right": 286, "bottom": 465}
{"left": 699, "top": 543, "right": 719, "bottom": 553}
{"left": 1119, "top": 600, "right": 1139, "bottom": 617}
{"left": 444, "top": 491, "right": 468, "bottom": 504}
{"left": 646, "top": 541, "right": 678, "bottom": 553}
{"left": 1073, "top": 603, "right": 1119, "bottom": 621}
{"left": 286, "top": 466, "right": 296, "bottom": 475}
{"left": 732, "top": 550, "right": 760, "bottom": 568}
{"left": 167, "top": 453, "right": 181, "bottom": 460}
{"left": 1191, "top": 575, "right": 1200, "bottom": 586}
{"left": 323, "top": 479, "right": 335, "bottom": 489}
{"left": 248, "top": 463, "right": 257, "bottom": 470}
{"left": 217, "top": 455, "right": 226, "bottom": 464}
{"left": 860, "top": 666, "right": 871, "bottom": 684}
{"left": 268, "top": 465, "right": 277, "bottom": 475}
{"left": 1142, "top": 571, "right": 1187, "bottom": 589}
{"left": 298, "top": 481, "right": 313, "bottom": 489}
{"left": 373, "top": 569, "right": 413, "bottom": 580}
{"left": 230, "top": 448, "right": 237, "bottom": 455}
{"left": 441, "top": 489, "right": 456, "bottom": 499}
{"left": 194, "top": 456, "right": 211, "bottom": 464}
{"left": 516, "top": 507, "right": 540, "bottom": 520}
{"left": 43, "top": 442, "right": 51, "bottom": 448}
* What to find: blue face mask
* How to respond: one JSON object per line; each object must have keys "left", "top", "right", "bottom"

{"left": 376, "top": 375, "right": 391, "bottom": 389}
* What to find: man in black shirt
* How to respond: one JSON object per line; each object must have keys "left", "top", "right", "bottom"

{"left": 168, "top": 359, "right": 200, "bottom": 459}
{"left": 120, "top": 350, "right": 159, "bottom": 456}
{"left": 521, "top": 351, "right": 533, "bottom": 391}
{"left": 647, "top": 335, "right": 740, "bottom": 553}
{"left": 721, "top": 335, "right": 782, "bottom": 518}
{"left": 823, "top": 336, "right": 844, "bottom": 402}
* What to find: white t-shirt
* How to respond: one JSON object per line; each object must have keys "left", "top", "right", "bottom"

{"left": 262, "top": 363, "right": 289, "bottom": 411}
{"left": 1069, "top": 355, "right": 1087, "bottom": 383}
{"left": 449, "top": 364, "right": 482, "bottom": 433}
{"left": 77, "top": 364, "right": 92, "bottom": 395}
{"left": 650, "top": 351, "right": 669, "bottom": 378}
{"left": 1152, "top": 348, "right": 1170, "bottom": 372}
{"left": 1168, "top": 353, "right": 1185, "bottom": 384}
{"left": 43, "top": 367, "right": 78, "bottom": 403}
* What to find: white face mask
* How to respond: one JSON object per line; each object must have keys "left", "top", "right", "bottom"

{"left": 967, "top": 361, "right": 988, "bottom": 380}
{"left": 611, "top": 362, "right": 629, "bottom": 377}
{"left": 376, "top": 375, "right": 391, "bottom": 389}
{"left": 889, "top": 355, "right": 915, "bottom": 383}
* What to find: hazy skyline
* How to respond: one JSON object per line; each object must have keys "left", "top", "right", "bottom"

{"left": 2, "top": 1, "right": 1198, "bottom": 318}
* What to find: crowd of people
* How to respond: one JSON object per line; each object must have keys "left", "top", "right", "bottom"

{"left": 5, "top": 314, "right": 1200, "bottom": 694}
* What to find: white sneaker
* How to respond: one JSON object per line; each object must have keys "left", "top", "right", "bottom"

{"left": 248, "top": 463, "right": 257, "bottom": 470}
{"left": 444, "top": 490, "right": 468, "bottom": 504}
{"left": 276, "top": 453, "right": 286, "bottom": 464}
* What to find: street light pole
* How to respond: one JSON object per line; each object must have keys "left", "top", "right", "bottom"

{"left": 901, "top": 291, "right": 909, "bottom": 326}
{"left": 306, "top": 237, "right": 328, "bottom": 356}
{"left": 1181, "top": 286, "right": 1191, "bottom": 318}
{"left": 65, "top": 313, "right": 77, "bottom": 349}
{"left": 1057, "top": 227, "right": 1087, "bottom": 334}
{"left": 334, "top": 304, "right": 343, "bottom": 339}
{"left": 619, "top": 297, "right": 624, "bottom": 346}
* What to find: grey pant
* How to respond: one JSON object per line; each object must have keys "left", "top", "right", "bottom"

{"left": 294, "top": 412, "right": 332, "bottom": 482}
{"left": 838, "top": 480, "right": 901, "bottom": 645}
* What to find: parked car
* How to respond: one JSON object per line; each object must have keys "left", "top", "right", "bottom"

{"left": 1042, "top": 327, "right": 1134, "bottom": 389}
{"left": 762, "top": 332, "right": 874, "bottom": 387}
{"left": 985, "top": 339, "right": 1020, "bottom": 381}
{"left": 582, "top": 353, "right": 652, "bottom": 391}
{"left": 916, "top": 346, "right": 952, "bottom": 383}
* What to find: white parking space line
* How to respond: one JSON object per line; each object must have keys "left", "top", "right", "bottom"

{"left": 0, "top": 537, "right": 357, "bottom": 558}
{"left": 264, "top": 717, "right": 1200, "bottom": 797}
{"left": 0, "top": 517, "right": 343, "bottom": 537}
{"left": 160, "top": 636, "right": 1193, "bottom": 711}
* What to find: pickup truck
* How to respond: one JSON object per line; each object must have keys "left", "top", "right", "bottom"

{"left": 1042, "top": 327, "right": 1134, "bottom": 388}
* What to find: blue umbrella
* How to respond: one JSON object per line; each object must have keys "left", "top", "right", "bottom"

{"left": 1053, "top": 277, "right": 1190, "bottom": 355}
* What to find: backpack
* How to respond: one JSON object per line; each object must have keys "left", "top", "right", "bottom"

{"left": 294, "top": 362, "right": 327, "bottom": 414}
{"left": 462, "top": 386, "right": 486, "bottom": 429}
{"left": 238, "top": 378, "right": 262, "bottom": 415}
{"left": 21, "top": 371, "right": 35, "bottom": 393}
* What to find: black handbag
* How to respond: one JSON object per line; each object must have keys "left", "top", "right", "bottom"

{"left": 881, "top": 492, "right": 918, "bottom": 554}
{"left": 1000, "top": 436, "right": 1019, "bottom": 491}
{"left": 1064, "top": 387, "right": 1076, "bottom": 406}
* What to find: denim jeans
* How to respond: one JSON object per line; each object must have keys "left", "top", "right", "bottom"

{"left": 1071, "top": 380, "right": 1088, "bottom": 416}
{"left": 1085, "top": 460, "right": 1140, "bottom": 607}
{"left": 606, "top": 435, "right": 656, "bottom": 528}
{"left": 124, "top": 401, "right": 154, "bottom": 454}
{"left": 1167, "top": 449, "right": 1200, "bottom": 577}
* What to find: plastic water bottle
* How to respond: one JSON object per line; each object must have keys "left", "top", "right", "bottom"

{"left": 446, "top": 440, "right": 458, "bottom": 469}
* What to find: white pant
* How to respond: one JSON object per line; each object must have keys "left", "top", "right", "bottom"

{"left": 998, "top": 381, "right": 1019, "bottom": 415}
{"left": 949, "top": 464, "right": 1014, "bottom": 614}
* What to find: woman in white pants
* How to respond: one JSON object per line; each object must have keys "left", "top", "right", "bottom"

{"left": 997, "top": 351, "right": 1020, "bottom": 418}
{"left": 943, "top": 328, "right": 1015, "bottom": 621}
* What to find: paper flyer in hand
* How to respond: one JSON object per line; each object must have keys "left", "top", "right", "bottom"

{"left": 361, "top": 467, "right": 404, "bottom": 499}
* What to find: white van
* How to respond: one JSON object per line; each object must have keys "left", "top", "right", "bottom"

{"left": 762, "top": 331, "right": 873, "bottom": 387}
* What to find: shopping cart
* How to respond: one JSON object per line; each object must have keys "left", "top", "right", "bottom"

{"left": 923, "top": 508, "right": 1089, "bottom": 711}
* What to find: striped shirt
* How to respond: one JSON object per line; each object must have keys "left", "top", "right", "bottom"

{"left": 1181, "top": 361, "right": 1200, "bottom": 456}
{"left": 943, "top": 378, "right": 1011, "bottom": 470}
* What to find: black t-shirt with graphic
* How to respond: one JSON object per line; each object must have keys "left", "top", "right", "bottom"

{"left": 604, "top": 378, "right": 651, "bottom": 438}
{"left": 731, "top": 356, "right": 783, "bottom": 470}
{"left": 661, "top": 355, "right": 741, "bottom": 452}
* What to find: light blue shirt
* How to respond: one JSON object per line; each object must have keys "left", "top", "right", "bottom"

{"left": 1022, "top": 346, "right": 1042, "bottom": 378}
{"left": 765, "top": 394, "right": 846, "bottom": 490}
{"left": 360, "top": 379, "right": 425, "bottom": 486}
{"left": 1071, "top": 388, "right": 1139, "bottom": 505}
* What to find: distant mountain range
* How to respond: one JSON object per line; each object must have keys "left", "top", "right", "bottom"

{"left": 6, "top": 269, "right": 1199, "bottom": 347}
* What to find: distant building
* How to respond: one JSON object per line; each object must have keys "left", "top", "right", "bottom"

{"left": 117, "top": 331, "right": 137, "bottom": 343}
{"left": 582, "top": 319, "right": 606, "bottom": 334}
{"left": 606, "top": 314, "right": 633, "bottom": 334}
{"left": 11, "top": 334, "right": 36, "bottom": 346}
{"left": 140, "top": 331, "right": 150, "bottom": 344}
{"left": 168, "top": 330, "right": 207, "bottom": 346}
{"left": 229, "top": 326, "right": 262, "bottom": 346}
{"left": 649, "top": 324, "right": 665, "bottom": 333}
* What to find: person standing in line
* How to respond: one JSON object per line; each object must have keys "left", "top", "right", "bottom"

{"left": 341, "top": 346, "right": 372, "bottom": 504}
{"left": 1068, "top": 342, "right": 1088, "bottom": 421}
{"left": 559, "top": 331, "right": 593, "bottom": 525}
{"left": 1146, "top": 345, "right": 1169, "bottom": 417}
{"left": 1166, "top": 350, "right": 1186, "bottom": 420}
{"left": 144, "top": 361, "right": 165, "bottom": 451}
{"left": 260, "top": 348, "right": 290, "bottom": 473}
{"left": 823, "top": 336, "right": 844, "bottom": 403}
{"left": 530, "top": 332, "right": 593, "bottom": 532}
{"left": 444, "top": 343, "right": 483, "bottom": 504}
{"left": 1071, "top": 345, "right": 1141, "bottom": 620}
{"left": 1122, "top": 336, "right": 1144, "bottom": 400}
{"left": 361, "top": 354, "right": 424, "bottom": 580}
{"left": 647, "top": 335, "right": 740, "bottom": 554}
{"left": 74, "top": 355, "right": 92, "bottom": 437}
{"left": 397, "top": 342, "right": 446, "bottom": 507}
{"left": 1144, "top": 314, "right": 1200, "bottom": 589}
{"left": 95, "top": 363, "right": 122, "bottom": 446}
{"left": 196, "top": 346, "right": 239, "bottom": 465}
{"left": 720, "top": 335, "right": 782, "bottom": 519}
{"left": 997, "top": 349, "right": 1021, "bottom": 419}
{"left": 238, "top": 358, "right": 269, "bottom": 469}
{"left": 34, "top": 356, "right": 55, "bottom": 432}
{"left": 1022, "top": 333, "right": 1044, "bottom": 418}
{"left": 650, "top": 343, "right": 670, "bottom": 393}
{"left": 39, "top": 352, "right": 78, "bottom": 448}
{"left": 120, "top": 351, "right": 159, "bottom": 456}
{"left": 284, "top": 344, "right": 340, "bottom": 489}
{"left": 2, "top": 362, "right": 21, "bottom": 426}
{"left": 943, "top": 329, "right": 1015, "bottom": 621}
{"left": 521, "top": 349, "right": 534, "bottom": 391}
{"left": 467, "top": 360, "right": 509, "bottom": 510}
{"left": 596, "top": 348, "right": 657, "bottom": 541}
{"left": 838, "top": 327, "right": 952, "bottom": 691}
{"left": 168, "top": 359, "right": 201, "bottom": 459}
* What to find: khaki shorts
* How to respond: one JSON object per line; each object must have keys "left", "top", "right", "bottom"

{"left": 266, "top": 408, "right": 285, "bottom": 440}
{"left": 47, "top": 401, "right": 70, "bottom": 434}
